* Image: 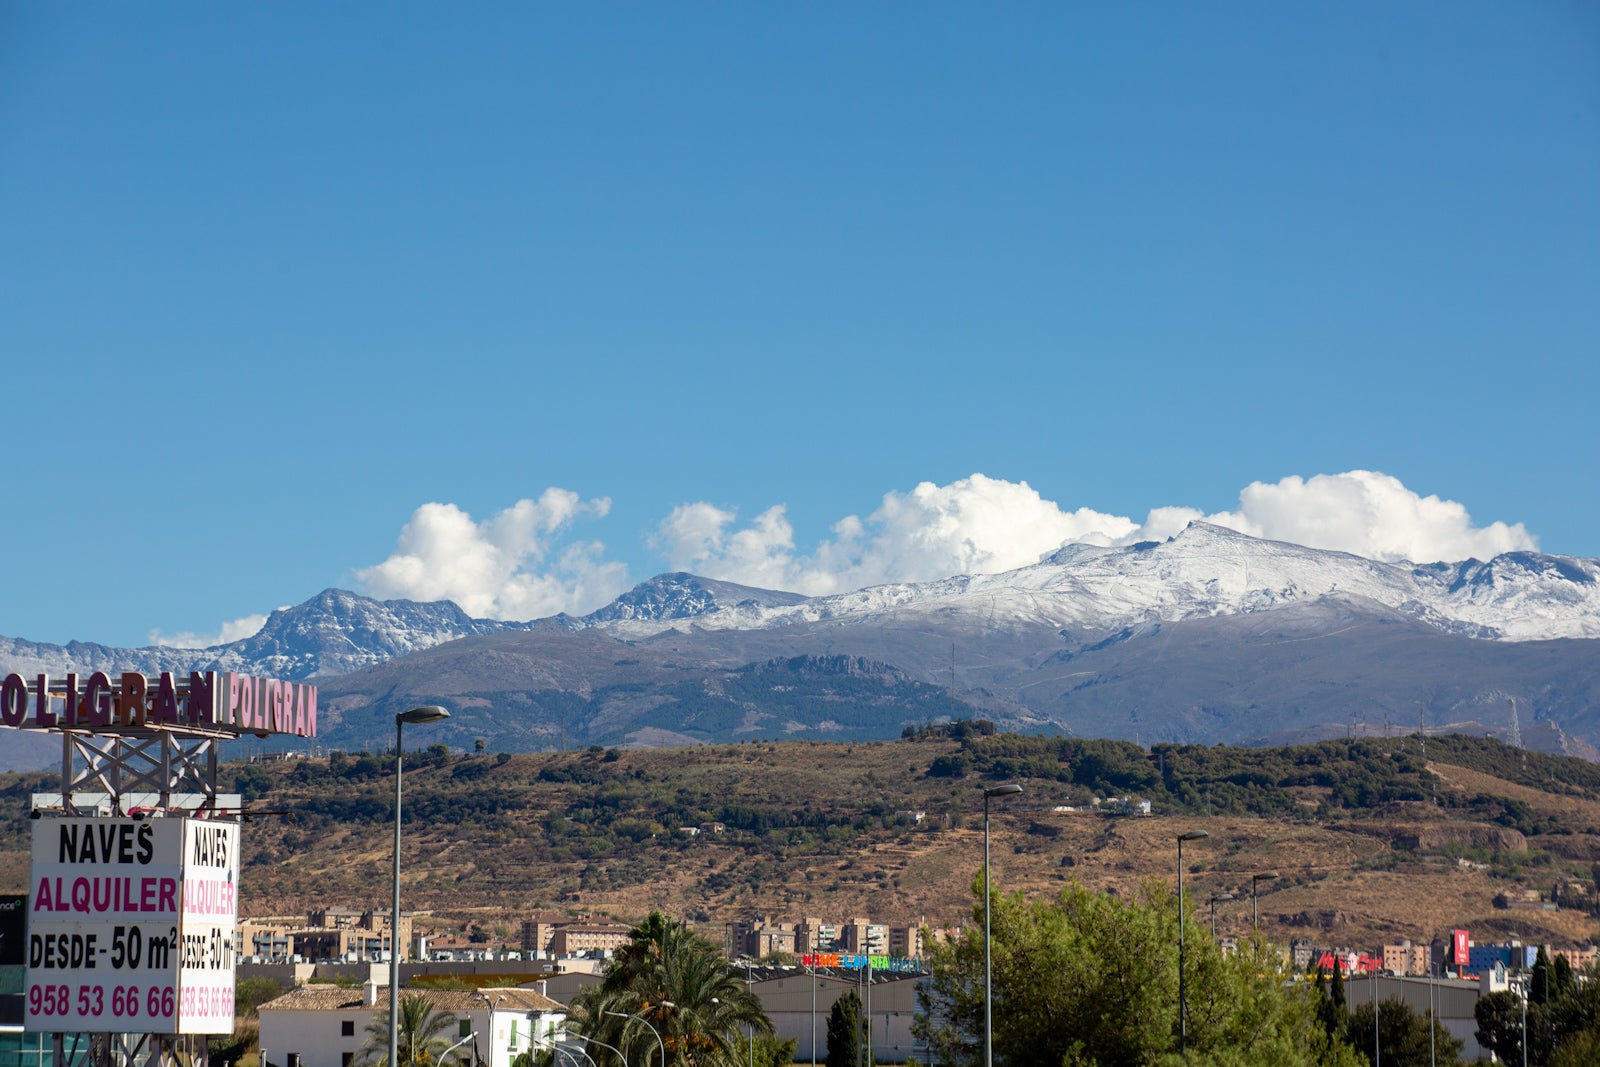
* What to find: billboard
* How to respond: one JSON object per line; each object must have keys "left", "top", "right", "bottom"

{"left": 1, "top": 894, "right": 24, "bottom": 1027}
{"left": 0, "top": 894, "right": 23, "bottom": 967}
{"left": 24, "top": 817, "right": 238, "bottom": 1035}
{"left": 1, "top": 670, "right": 316, "bottom": 738}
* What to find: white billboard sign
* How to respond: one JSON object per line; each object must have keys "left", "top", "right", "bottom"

{"left": 25, "top": 817, "right": 239, "bottom": 1034}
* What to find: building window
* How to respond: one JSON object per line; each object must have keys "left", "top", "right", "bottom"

{"left": 341, "top": 1021, "right": 355, "bottom": 1037}
{"left": 460, "top": 1019, "right": 472, "bottom": 1038}
{"left": 343, "top": 1054, "right": 355, "bottom": 1067}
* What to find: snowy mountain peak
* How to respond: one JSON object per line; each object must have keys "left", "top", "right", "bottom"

{"left": 583, "top": 573, "right": 810, "bottom": 626}
{"left": 4, "top": 529, "right": 1599, "bottom": 688}
{"left": 584, "top": 524, "right": 1600, "bottom": 644}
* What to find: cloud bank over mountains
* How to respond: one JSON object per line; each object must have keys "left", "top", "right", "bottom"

{"left": 334, "top": 470, "right": 1536, "bottom": 632}
{"left": 353, "top": 488, "right": 628, "bottom": 623}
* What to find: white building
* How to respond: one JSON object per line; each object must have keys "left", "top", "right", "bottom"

{"left": 258, "top": 984, "right": 565, "bottom": 1067}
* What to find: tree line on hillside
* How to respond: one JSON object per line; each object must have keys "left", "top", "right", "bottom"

{"left": 926, "top": 730, "right": 1598, "bottom": 832}
{"left": 3, "top": 730, "right": 1595, "bottom": 911}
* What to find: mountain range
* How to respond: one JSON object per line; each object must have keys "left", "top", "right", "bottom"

{"left": 4, "top": 523, "right": 1599, "bottom": 767}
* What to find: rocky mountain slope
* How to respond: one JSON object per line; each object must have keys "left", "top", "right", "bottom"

{"left": 4, "top": 524, "right": 1599, "bottom": 763}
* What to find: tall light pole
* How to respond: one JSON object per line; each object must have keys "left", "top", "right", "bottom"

{"left": 806, "top": 964, "right": 817, "bottom": 1067}
{"left": 1176, "top": 829, "right": 1208, "bottom": 1056}
{"left": 1250, "top": 872, "right": 1279, "bottom": 932}
{"left": 983, "top": 783, "right": 1022, "bottom": 1067}
{"left": 1208, "top": 892, "right": 1234, "bottom": 938}
{"left": 535, "top": 1037, "right": 585, "bottom": 1067}
{"left": 605, "top": 1004, "right": 671, "bottom": 1067}
{"left": 389, "top": 705, "right": 450, "bottom": 1067}
{"left": 442, "top": 1032, "right": 477, "bottom": 1067}
{"left": 571, "top": 1031, "right": 631, "bottom": 1067}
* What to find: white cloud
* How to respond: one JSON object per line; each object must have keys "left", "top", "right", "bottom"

{"left": 354, "top": 489, "right": 630, "bottom": 620}
{"left": 338, "top": 471, "right": 1536, "bottom": 627}
{"left": 652, "top": 470, "right": 1538, "bottom": 593}
{"left": 654, "top": 474, "right": 1141, "bottom": 594}
{"left": 149, "top": 613, "right": 270, "bottom": 650}
{"left": 1200, "top": 471, "right": 1536, "bottom": 563}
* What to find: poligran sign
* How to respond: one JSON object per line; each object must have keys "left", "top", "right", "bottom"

{"left": 0, "top": 671, "right": 317, "bottom": 738}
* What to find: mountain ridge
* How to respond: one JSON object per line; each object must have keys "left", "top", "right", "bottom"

{"left": 5, "top": 524, "right": 1600, "bottom": 766}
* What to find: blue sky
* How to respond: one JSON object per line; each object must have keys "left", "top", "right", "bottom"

{"left": 3, "top": 3, "right": 1596, "bottom": 650}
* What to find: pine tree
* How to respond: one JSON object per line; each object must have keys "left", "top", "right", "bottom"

{"left": 826, "top": 989, "right": 863, "bottom": 1067}
{"left": 1315, "top": 967, "right": 1344, "bottom": 1044}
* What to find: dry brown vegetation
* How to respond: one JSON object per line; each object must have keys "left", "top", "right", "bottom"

{"left": 4, "top": 736, "right": 1598, "bottom": 955}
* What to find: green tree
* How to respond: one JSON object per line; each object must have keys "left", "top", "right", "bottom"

{"left": 1476, "top": 989, "right": 1536, "bottom": 1065}
{"left": 570, "top": 911, "right": 772, "bottom": 1067}
{"left": 357, "top": 993, "right": 461, "bottom": 1067}
{"left": 750, "top": 1034, "right": 798, "bottom": 1067}
{"left": 1550, "top": 1030, "right": 1600, "bottom": 1067}
{"left": 1313, "top": 967, "right": 1347, "bottom": 1045}
{"left": 235, "top": 976, "right": 286, "bottom": 1018}
{"left": 1476, "top": 962, "right": 1600, "bottom": 1067}
{"left": 826, "top": 989, "right": 864, "bottom": 1067}
{"left": 916, "top": 874, "right": 1360, "bottom": 1067}
{"left": 1343, "top": 999, "right": 1464, "bottom": 1066}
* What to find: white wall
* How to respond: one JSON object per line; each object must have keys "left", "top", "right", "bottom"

{"left": 259, "top": 1005, "right": 564, "bottom": 1067}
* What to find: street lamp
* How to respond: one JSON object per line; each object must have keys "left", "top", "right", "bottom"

{"left": 388, "top": 705, "right": 450, "bottom": 1067}
{"left": 806, "top": 963, "right": 817, "bottom": 1067}
{"left": 535, "top": 1037, "right": 585, "bottom": 1067}
{"left": 605, "top": 1004, "right": 671, "bottom": 1067}
{"left": 1176, "top": 829, "right": 1208, "bottom": 1056}
{"left": 1208, "top": 892, "right": 1234, "bottom": 938}
{"left": 442, "top": 1032, "right": 477, "bottom": 1066}
{"left": 571, "top": 1031, "right": 631, "bottom": 1067}
{"left": 982, "top": 783, "right": 1023, "bottom": 1067}
{"left": 1250, "top": 872, "right": 1279, "bottom": 932}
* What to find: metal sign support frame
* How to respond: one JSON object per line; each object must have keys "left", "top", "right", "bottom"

{"left": 50, "top": 1031, "right": 212, "bottom": 1067}
{"left": 49, "top": 724, "right": 232, "bottom": 816}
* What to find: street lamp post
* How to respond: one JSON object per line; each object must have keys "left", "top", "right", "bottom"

{"left": 605, "top": 1004, "right": 671, "bottom": 1067}
{"left": 982, "top": 783, "right": 1023, "bottom": 1067}
{"left": 442, "top": 1032, "right": 477, "bottom": 1066}
{"left": 535, "top": 1037, "right": 584, "bottom": 1067}
{"left": 1250, "top": 872, "right": 1279, "bottom": 932}
{"left": 1176, "top": 829, "right": 1208, "bottom": 1056}
{"left": 571, "top": 1032, "right": 630, "bottom": 1067}
{"left": 388, "top": 705, "right": 450, "bottom": 1067}
{"left": 562, "top": 1042, "right": 599, "bottom": 1067}
{"left": 807, "top": 964, "right": 817, "bottom": 1067}
{"left": 1208, "top": 893, "right": 1234, "bottom": 938}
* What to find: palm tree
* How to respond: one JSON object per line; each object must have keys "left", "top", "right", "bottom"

{"left": 571, "top": 911, "right": 773, "bottom": 1067}
{"left": 357, "top": 992, "right": 462, "bottom": 1067}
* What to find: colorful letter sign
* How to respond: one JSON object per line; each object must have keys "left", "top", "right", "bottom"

{"left": 25, "top": 817, "right": 239, "bottom": 1034}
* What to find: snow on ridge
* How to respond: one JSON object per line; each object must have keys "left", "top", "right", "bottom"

{"left": 7, "top": 526, "right": 1599, "bottom": 684}
{"left": 585, "top": 522, "right": 1600, "bottom": 643}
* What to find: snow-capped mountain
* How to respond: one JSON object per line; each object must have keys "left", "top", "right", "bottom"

{"left": 5, "top": 523, "right": 1600, "bottom": 764}
{"left": 584, "top": 523, "right": 1600, "bottom": 644}
{"left": 582, "top": 573, "right": 810, "bottom": 626}
{"left": 4, "top": 524, "right": 1598, "bottom": 685}
{"left": 0, "top": 588, "right": 537, "bottom": 681}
